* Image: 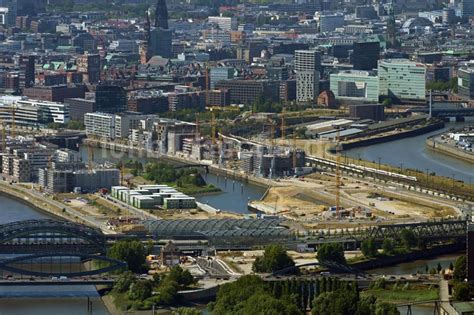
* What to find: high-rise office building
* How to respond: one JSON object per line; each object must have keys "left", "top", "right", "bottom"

{"left": 15, "top": 54, "right": 35, "bottom": 89}
{"left": 95, "top": 85, "right": 127, "bottom": 113}
{"left": 352, "top": 42, "right": 380, "bottom": 71}
{"left": 295, "top": 50, "right": 320, "bottom": 104}
{"left": 76, "top": 54, "right": 100, "bottom": 84}
{"left": 378, "top": 59, "right": 426, "bottom": 102}
{"left": 155, "top": 0, "right": 169, "bottom": 29}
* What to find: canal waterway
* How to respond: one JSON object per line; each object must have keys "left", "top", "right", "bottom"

{"left": 345, "top": 119, "right": 474, "bottom": 183}
{"left": 79, "top": 146, "right": 267, "bottom": 214}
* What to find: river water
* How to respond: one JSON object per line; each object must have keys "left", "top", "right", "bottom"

{"left": 345, "top": 119, "right": 474, "bottom": 183}
{"left": 0, "top": 137, "right": 463, "bottom": 313}
{"left": 79, "top": 146, "right": 267, "bottom": 214}
{"left": 0, "top": 189, "right": 462, "bottom": 314}
{"left": 0, "top": 196, "right": 109, "bottom": 315}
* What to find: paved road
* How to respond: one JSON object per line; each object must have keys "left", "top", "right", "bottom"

{"left": 0, "top": 182, "right": 110, "bottom": 232}
{"left": 439, "top": 279, "right": 458, "bottom": 315}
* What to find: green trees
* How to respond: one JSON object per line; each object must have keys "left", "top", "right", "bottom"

{"left": 113, "top": 271, "right": 136, "bottom": 293}
{"left": 210, "top": 275, "right": 300, "bottom": 315}
{"left": 426, "top": 78, "right": 458, "bottom": 92}
{"left": 312, "top": 289, "right": 359, "bottom": 315}
{"left": 317, "top": 243, "right": 346, "bottom": 265}
{"left": 252, "top": 245, "right": 295, "bottom": 273}
{"left": 382, "top": 98, "right": 393, "bottom": 108}
{"left": 361, "top": 238, "right": 378, "bottom": 257}
{"left": 382, "top": 239, "right": 395, "bottom": 255}
{"left": 66, "top": 120, "right": 85, "bottom": 130}
{"left": 143, "top": 162, "right": 208, "bottom": 188}
{"left": 453, "top": 282, "right": 471, "bottom": 301}
{"left": 252, "top": 94, "right": 282, "bottom": 113}
{"left": 400, "top": 229, "right": 416, "bottom": 250}
{"left": 238, "top": 292, "right": 301, "bottom": 315}
{"left": 312, "top": 290, "right": 400, "bottom": 315}
{"left": 453, "top": 255, "right": 467, "bottom": 281}
{"left": 168, "top": 266, "right": 195, "bottom": 286}
{"left": 107, "top": 240, "right": 147, "bottom": 273}
{"left": 374, "top": 302, "right": 400, "bottom": 315}
{"left": 128, "top": 280, "right": 153, "bottom": 301}
{"left": 172, "top": 308, "right": 202, "bottom": 315}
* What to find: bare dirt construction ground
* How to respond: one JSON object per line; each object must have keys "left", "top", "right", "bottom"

{"left": 158, "top": 209, "right": 241, "bottom": 220}
{"left": 254, "top": 169, "right": 458, "bottom": 222}
{"left": 347, "top": 190, "right": 457, "bottom": 219}
{"left": 218, "top": 250, "right": 317, "bottom": 275}
{"left": 58, "top": 193, "right": 131, "bottom": 218}
{"left": 255, "top": 186, "right": 328, "bottom": 218}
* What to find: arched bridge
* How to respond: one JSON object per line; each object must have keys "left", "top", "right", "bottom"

{"left": 0, "top": 220, "right": 125, "bottom": 278}
{"left": 0, "top": 219, "right": 106, "bottom": 254}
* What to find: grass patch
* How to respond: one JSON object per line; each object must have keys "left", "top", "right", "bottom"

{"left": 171, "top": 183, "right": 221, "bottom": 195}
{"left": 363, "top": 285, "right": 438, "bottom": 303}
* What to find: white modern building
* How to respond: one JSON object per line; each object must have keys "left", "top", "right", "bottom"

{"left": 16, "top": 100, "right": 69, "bottom": 124}
{"left": 330, "top": 70, "right": 380, "bottom": 102}
{"left": 378, "top": 59, "right": 426, "bottom": 101}
{"left": 0, "top": 98, "right": 69, "bottom": 126}
{"left": 208, "top": 16, "right": 237, "bottom": 31}
{"left": 109, "top": 40, "right": 139, "bottom": 53}
{"left": 84, "top": 112, "right": 115, "bottom": 139}
{"left": 295, "top": 50, "right": 321, "bottom": 103}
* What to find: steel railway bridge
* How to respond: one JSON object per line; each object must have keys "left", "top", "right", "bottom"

{"left": 0, "top": 220, "right": 126, "bottom": 278}
{"left": 303, "top": 220, "right": 467, "bottom": 248}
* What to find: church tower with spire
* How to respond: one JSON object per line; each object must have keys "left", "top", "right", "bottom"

{"left": 155, "top": 0, "right": 169, "bottom": 29}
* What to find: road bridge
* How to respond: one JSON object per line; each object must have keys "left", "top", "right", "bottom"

{"left": 0, "top": 277, "right": 117, "bottom": 286}
{"left": 0, "top": 220, "right": 126, "bottom": 278}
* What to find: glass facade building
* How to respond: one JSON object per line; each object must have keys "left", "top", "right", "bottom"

{"left": 378, "top": 59, "right": 426, "bottom": 101}
{"left": 330, "top": 70, "right": 379, "bottom": 102}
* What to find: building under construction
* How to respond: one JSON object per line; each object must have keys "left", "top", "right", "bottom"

{"left": 240, "top": 146, "right": 305, "bottom": 178}
{"left": 38, "top": 163, "right": 119, "bottom": 193}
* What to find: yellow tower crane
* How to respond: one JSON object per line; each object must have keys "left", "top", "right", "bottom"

{"left": 335, "top": 129, "right": 342, "bottom": 218}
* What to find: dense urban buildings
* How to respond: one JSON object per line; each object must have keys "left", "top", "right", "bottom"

{"left": 0, "top": 1, "right": 473, "bottom": 313}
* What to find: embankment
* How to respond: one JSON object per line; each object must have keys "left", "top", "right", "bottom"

{"left": 351, "top": 243, "right": 464, "bottom": 271}
{"left": 0, "top": 183, "right": 63, "bottom": 220}
{"left": 426, "top": 137, "right": 474, "bottom": 163}
{"left": 341, "top": 122, "right": 444, "bottom": 150}
{"left": 83, "top": 139, "right": 270, "bottom": 189}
